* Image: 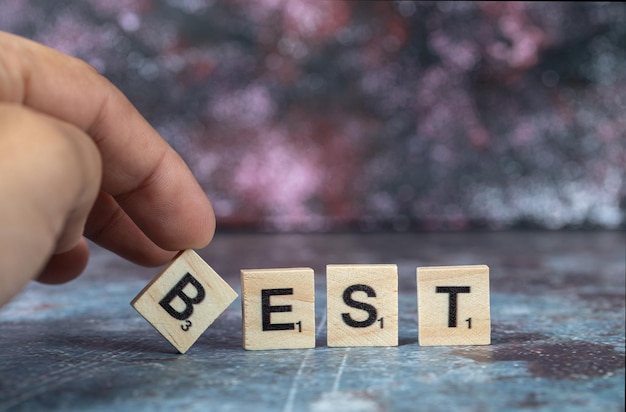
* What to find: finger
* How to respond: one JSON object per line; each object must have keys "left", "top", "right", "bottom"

{"left": 37, "top": 238, "right": 90, "bottom": 285}
{"left": 0, "top": 31, "right": 215, "bottom": 255}
{"left": 0, "top": 104, "right": 101, "bottom": 306}
{"left": 85, "top": 190, "right": 177, "bottom": 266}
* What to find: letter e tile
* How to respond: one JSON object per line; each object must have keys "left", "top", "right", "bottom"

{"left": 241, "top": 268, "right": 315, "bottom": 350}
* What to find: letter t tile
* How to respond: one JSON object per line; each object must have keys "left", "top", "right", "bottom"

{"left": 417, "top": 265, "right": 491, "bottom": 346}
{"left": 131, "top": 249, "right": 238, "bottom": 354}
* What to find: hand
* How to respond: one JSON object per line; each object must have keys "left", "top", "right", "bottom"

{"left": 0, "top": 32, "right": 215, "bottom": 306}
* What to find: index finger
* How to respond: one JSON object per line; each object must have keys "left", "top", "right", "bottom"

{"left": 0, "top": 31, "right": 215, "bottom": 251}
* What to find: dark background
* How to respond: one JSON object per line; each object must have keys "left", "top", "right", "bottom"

{"left": 2, "top": 0, "right": 625, "bottom": 232}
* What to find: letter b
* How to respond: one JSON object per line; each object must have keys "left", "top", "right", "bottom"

{"left": 159, "top": 273, "right": 206, "bottom": 320}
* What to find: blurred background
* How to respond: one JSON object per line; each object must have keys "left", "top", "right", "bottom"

{"left": 2, "top": 1, "right": 625, "bottom": 232}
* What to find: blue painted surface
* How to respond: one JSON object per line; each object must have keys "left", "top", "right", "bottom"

{"left": 0, "top": 232, "right": 624, "bottom": 411}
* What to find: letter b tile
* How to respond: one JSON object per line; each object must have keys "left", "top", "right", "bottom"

{"left": 131, "top": 249, "right": 238, "bottom": 354}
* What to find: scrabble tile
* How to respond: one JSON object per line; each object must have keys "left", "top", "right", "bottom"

{"left": 131, "top": 249, "right": 238, "bottom": 354}
{"left": 417, "top": 265, "right": 490, "bottom": 346}
{"left": 241, "top": 268, "right": 315, "bottom": 350}
{"left": 326, "top": 264, "right": 398, "bottom": 347}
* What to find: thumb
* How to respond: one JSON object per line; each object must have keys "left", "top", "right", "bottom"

{"left": 0, "top": 104, "right": 102, "bottom": 306}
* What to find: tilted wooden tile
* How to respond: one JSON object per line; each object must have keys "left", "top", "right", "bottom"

{"left": 326, "top": 264, "right": 398, "bottom": 347}
{"left": 131, "top": 249, "right": 238, "bottom": 354}
{"left": 417, "top": 265, "right": 491, "bottom": 346}
{"left": 241, "top": 268, "right": 315, "bottom": 350}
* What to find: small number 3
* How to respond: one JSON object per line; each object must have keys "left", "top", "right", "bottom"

{"left": 181, "top": 319, "right": 192, "bottom": 331}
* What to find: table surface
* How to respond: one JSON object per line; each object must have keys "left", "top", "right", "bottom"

{"left": 1, "top": 232, "right": 624, "bottom": 412}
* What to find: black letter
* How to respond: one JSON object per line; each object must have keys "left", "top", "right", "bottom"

{"left": 341, "top": 284, "right": 378, "bottom": 328}
{"left": 159, "top": 273, "right": 206, "bottom": 320}
{"left": 262, "top": 289, "right": 295, "bottom": 331}
{"left": 436, "top": 286, "right": 471, "bottom": 327}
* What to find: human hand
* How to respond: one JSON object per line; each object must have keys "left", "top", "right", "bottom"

{"left": 0, "top": 32, "right": 215, "bottom": 306}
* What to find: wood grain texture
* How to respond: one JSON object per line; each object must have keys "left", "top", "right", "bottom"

{"left": 131, "top": 249, "right": 238, "bottom": 354}
{"left": 241, "top": 268, "right": 315, "bottom": 350}
{"left": 417, "top": 265, "right": 490, "bottom": 346}
{"left": 326, "top": 264, "right": 398, "bottom": 347}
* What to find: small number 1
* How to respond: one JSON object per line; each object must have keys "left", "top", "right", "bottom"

{"left": 378, "top": 317, "right": 384, "bottom": 329}
{"left": 296, "top": 321, "right": 302, "bottom": 333}
{"left": 465, "top": 318, "right": 472, "bottom": 329}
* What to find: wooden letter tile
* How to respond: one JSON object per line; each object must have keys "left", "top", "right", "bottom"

{"left": 131, "top": 249, "right": 238, "bottom": 354}
{"left": 326, "top": 264, "right": 398, "bottom": 347}
{"left": 241, "top": 268, "right": 315, "bottom": 350}
{"left": 417, "top": 265, "right": 491, "bottom": 346}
